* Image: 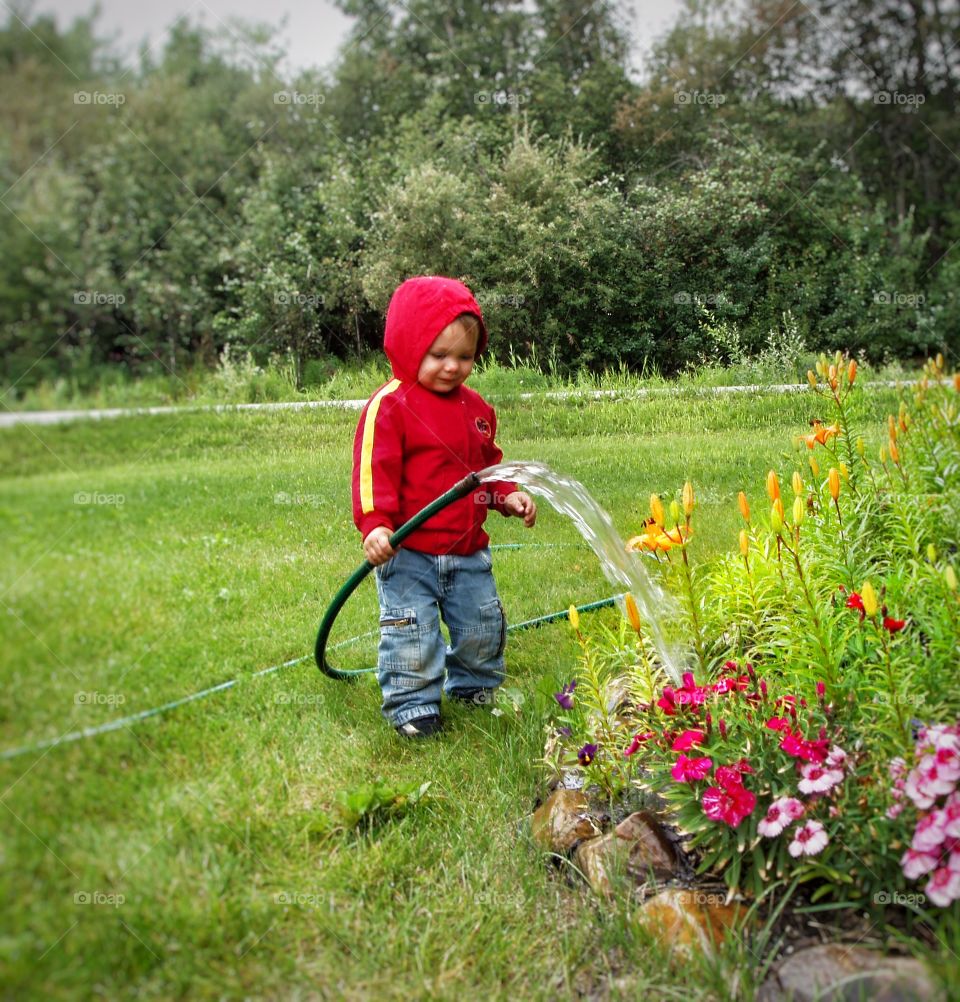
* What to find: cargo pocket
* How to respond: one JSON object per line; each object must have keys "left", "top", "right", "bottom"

{"left": 379, "top": 607, "right": 421, "bottom": 683}
{"left": 478, "top": 598, "right": 507, "bottom": 661}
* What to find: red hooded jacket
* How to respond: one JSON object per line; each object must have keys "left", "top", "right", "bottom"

{"left": 352, "top": 276, "right": 518, "bottom": 555}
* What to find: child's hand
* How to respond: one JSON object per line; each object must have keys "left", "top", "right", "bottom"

{"left": 504, "top": 491, "right": 537, "bottom": 528}
{"left": 363, "top": 526, "right": 396, "bottom": 565}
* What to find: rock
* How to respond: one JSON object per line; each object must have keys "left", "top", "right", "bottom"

{"left": 574, "top": 832, "right": 626, "bottom": 896}
{"left": 761, "top": 944, "right": 943, "bottom": 1001}
{"left": 636, "top": 888, "right": 746, "bottom": 958}
{"left": 605, "top": 677, "right": 633, "bottom": 714}
{"left": 614, "top": 810, "right": 678, "bottom": 881}
{"left": 573, "top": 810, "right": 680, "bottom": 896}
{"left": 531, "top": 789, "right": 602, "bottom": 854}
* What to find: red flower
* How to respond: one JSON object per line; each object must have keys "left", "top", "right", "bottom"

{"left": 671, "top": 754, "right": 714, "bottom": 782}
{"left": 671, "top": 729, "right": 706, "bottom": 752}
{"left": 780, "top": 731, "right": 829, "bottom": 763}
{"left": 712, "top": 676, "right": 750, "bottom": 694}
{"left": 766, "top": 717, "right": 791, "bottom": 732}
{"left": 883, "top": 617, "right": 907, "bottom": 633}
{"left": 846, "top": 592, "right": 866, "bottom": 620}
{"left": 702, "top": 773, "right": 757, "bottom": 828}
{"left": 675, "top": 672, "right": 709, "bottom": 707}
{"left": 623, "top": 732, "right": 655, "bottom": 757}
{"left": 656, "top": 688, "right": 677, "bottom": 716}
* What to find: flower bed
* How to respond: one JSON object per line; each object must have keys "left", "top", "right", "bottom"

{"left": 542, "top": 354, "right": 960, "bottom": 936}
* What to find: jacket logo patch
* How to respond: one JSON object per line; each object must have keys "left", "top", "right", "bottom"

{"left": 475, "top": 417, "right": 492, "bottom": 439}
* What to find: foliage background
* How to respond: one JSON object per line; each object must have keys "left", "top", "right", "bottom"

{"left": 1, "top": 0, "right": 958, "bottom": 394}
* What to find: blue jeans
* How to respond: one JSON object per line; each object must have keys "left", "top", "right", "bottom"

{"left": 373, "top": 547, "right": 507, "bottom": 726}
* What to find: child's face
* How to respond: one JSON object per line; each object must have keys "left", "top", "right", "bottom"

{"left": 417, "top": 319, "right": 478, "bottom": 393}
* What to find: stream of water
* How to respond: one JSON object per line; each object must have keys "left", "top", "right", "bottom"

{"left": 478, "top": 461, "right": 688, "bottom": 684}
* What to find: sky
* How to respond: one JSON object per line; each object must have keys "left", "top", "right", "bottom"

{"left": 28, "top": 0, "right": 690, "bottom": 79}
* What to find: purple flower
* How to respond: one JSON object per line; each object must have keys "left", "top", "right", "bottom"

{"left": 578, "top": 742, "right": 598, "bottom": 766}
{"left": 554, "top": 680, "right": 577, "bottom": 710}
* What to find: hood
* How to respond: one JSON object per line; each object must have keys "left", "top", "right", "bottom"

{"left": 383, "top": 276, "right": 487, "bottom": 383}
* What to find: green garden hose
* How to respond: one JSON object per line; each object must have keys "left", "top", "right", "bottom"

{"left": 314, "top": 471, "right": 616, "bottom": 680}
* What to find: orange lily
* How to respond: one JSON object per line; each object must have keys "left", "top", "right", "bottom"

{"left": 802, "top": 421, "right": 841, "bottom": 449}
{"left": 626, "top": 523, "right": 692, "bottom": 553}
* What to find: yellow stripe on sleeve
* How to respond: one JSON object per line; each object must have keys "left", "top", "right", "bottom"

{"left": 360, "top": 379, "right": 402, "bottom": 513}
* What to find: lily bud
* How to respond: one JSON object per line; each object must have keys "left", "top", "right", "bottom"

{"left": 861, "top": 581, "right": 878, "bottom": 618}
{"left": 936, "top": 352, "right": 944, "bottom": 371}
{"left": 889, "top": 438, "right": 900, "bottom": 464}
{"left": 954, "top": 373, "right": 960, "bottom": 393}
{"left": 739, "top": 529, "right": 750, "bottom": 558}
{"left": 807, "top": 369, "right": 817, "bottom": 387}
{"left": 809, "top": 455, "right": 820, "bottom": 478}
{"left": 793, "top": 496, "right": 805, "bottom": 525}
{"left": 839, "top": 462, "right": 849, "bottom": 481}
{"left": 682, "top": 481, "right": 695, "bottom": 517}
{"left": 834, "top": 350, "right": 843, "bottom": 368}
{"left": 847, "top": 359, "right": 857, "bottom": 385}
{"left": 946, "top": 566, "right": 958, "bottom": 592}
{"left": 669, "top": 500, "right": 681, "bottom": 525}
{"left": 650, "top": 493, "right": 664, "bottom": 528}
{"left": 792, "top": 471, "right": 803, "bottom": 496}
{"left": 624, "top": 593, "right": 642, "bottom": 632}
{"left": 828, "top": 467, "right": 840, "bottom": 501}
{"left": 828, "top": 364, "right": 837, "bottom": 382}
{"left": 879, "top": 445, "right": 888, "bottom": 464}
{"left": 770, "top": 503, "right": 783, "bottom": 534}
{"left": 927, "top": 543, "right": 937, "bottom": 563}
{"left": 856, "top": 437, "right": 865, "bottom": 458}
{"left": 568, "top": 604, "right": 580, "bottom": 631}
{"left": 899, "top": 402, "right": 909, "bottom": 432}
{"left": 738, "top": 491, "right": 751, "bottom": 522}
{"left": 766, "top": 470, "right": 781, "bottom": 502}
{"left": 888, "top": 415, "right": 897, "bottom": 440}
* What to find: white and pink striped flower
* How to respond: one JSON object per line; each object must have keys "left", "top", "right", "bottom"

{"left": 797, "top": 763, "right": 844, "bottom": 795}
{"left": 757, "top": 796, "right": 805, "bottom": 837}
{"left": 925, "top": 866, "right": 960, "bottom": 907}
{"left": 912, "top": 810, "right": 947, "bottom": 853}
{"left": 901, "top": 848, "right": 939, "bottom": 879}
{"left": 788, "top": 819, "right": 829, "bottom": 857}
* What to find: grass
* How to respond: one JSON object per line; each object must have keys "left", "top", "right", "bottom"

{"left": 2, "top": 348, "right": 915, "bottom": 412}
{"left": 0, "top": 386, "right": 909, "bottom": 999}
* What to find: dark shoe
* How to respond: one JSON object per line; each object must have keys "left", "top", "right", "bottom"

{"left": 448, "top": 688, "right": 496, "bottom": 708}
{"left": 395, "top": 714, "right": 442, "bottom": 739}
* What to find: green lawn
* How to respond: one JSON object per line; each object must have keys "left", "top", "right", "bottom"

{"left": 0, "top": 387, "right": 904, "bottom": 999}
